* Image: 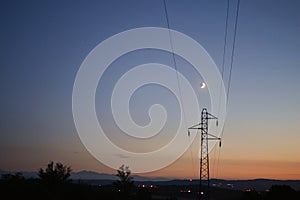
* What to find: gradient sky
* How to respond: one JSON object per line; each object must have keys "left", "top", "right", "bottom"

{"left": 1, "top": 0, "right": 300, "bottom": 180}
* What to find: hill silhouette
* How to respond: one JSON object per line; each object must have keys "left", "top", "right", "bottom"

{"left": 1, "top": 162, "right": 300, "bottom": 200}
{"left": 1, "top": 170, "right": 300, "bottom": 190}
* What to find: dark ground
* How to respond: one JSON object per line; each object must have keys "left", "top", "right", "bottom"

{"left": 1, "top": 177, "right": 299, "bottom": 200}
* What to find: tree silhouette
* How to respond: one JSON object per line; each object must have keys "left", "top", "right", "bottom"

{"left": 266, "top": 185, "right": 298, "bottom": 200}
{"left": 114, "top": 165, "right": 134, "bottom": 200}
{"left": 38, "top": 161, "right": 72, "bottom": 185}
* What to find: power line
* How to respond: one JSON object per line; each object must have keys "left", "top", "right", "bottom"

{"left": 216, "top": 0, "right": 241, "bottom": 180}
{"left": 221, "top": 0, "right": 230, "bottom": 79}
{"left": 163, "top": 0, "right": 196, "bottom": 179}
{"left": 163, "top": 0, "right": 188, "bottom": 129}
{"left": 226, "top": 0, "right": 240, "bottom": 107}
{"left": 219, "top": 0, "right": 240, "bottom": 140}
{"left": 214, "top": 0, "right": 230, "bottom": 180}
{"left": 163, "top": 0, "right": 240, "bottom": 183}
{"left": 217, "top": 0, "right": 230, "bottom": 122}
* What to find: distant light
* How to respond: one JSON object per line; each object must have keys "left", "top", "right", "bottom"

{"left": 200, "top": 192, "right": 204, "bottom": 195}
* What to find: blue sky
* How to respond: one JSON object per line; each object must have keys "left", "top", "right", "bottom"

{"left": 1, "top": 0, "right": 299, "bottom": 179}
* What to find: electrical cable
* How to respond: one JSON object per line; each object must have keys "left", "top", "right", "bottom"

{"left": 163, "top": 0, "right": 197, "bottom": 179}
{"left": 216, "top": 0, "right": 241, "bottom": 180}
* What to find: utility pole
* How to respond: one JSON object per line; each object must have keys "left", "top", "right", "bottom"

{"left": 188, "top": 108, "right": 220, "bottom": 200}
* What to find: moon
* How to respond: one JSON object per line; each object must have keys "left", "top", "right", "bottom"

{"left": 200, "top": 82, "right": 206, "bottom": 89}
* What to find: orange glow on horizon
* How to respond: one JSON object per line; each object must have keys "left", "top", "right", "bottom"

{"left": 140, "top": 157, "right": 300, "bottom": 180}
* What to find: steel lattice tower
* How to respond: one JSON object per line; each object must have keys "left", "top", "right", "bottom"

{"left": 188, "top": 108, "right": 220, "bottom": 200}
{"left": 200, "top": 109, "right": 209, "bottom": 195}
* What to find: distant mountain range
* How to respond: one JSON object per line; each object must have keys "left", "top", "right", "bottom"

{"left": 69, "top": 170, "right": 170, "bottom": 181}
{"left": 1, "top": 170, "right": 299, "bottom": 191}
{"left": 0, "top": 170, "right": 169, "bottom": 181}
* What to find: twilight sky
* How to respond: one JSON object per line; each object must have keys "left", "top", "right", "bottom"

{"left": 1, "top": 0, "right": 300, "bottom": 180}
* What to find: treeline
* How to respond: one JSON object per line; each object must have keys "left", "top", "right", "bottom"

{"left": 1, "top": 162, "right": 299, "bottom": 200}
{"left": 241, "top": 185, "right": 300, "bottom": 200}
{"left": 0, "top": 162, "right": 151, "bottom": 200}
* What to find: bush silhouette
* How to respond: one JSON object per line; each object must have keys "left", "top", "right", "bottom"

{"left": 38, "top": 161, "right": 72, "bottom": 185}
{"left": 266, "top": 185, "right": 298, "bottom": 200}
{"left": 114, "top": 165, "right": 134, "bottom": 200}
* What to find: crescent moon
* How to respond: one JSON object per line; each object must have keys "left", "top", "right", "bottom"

{"left": 200, "top": 82, "right": 206, "bottom": 89}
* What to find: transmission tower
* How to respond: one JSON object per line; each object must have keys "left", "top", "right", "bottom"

{"left": 188, "top": 108, "right": 221, "bottom": 200}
